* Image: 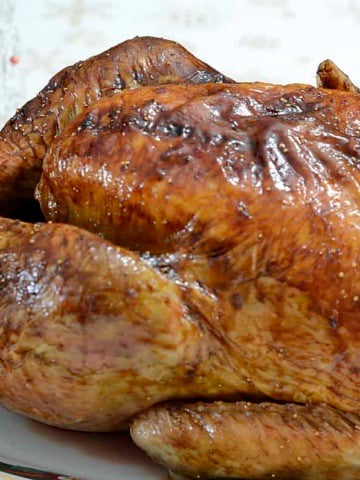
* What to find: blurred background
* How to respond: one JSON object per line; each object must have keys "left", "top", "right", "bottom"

{"left": 1, "top": 0, "right": 360, "bottom": 125}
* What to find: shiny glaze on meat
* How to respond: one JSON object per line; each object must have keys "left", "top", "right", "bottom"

{"left": 37, "top": 82, "right": 360, "bottom": 413}
{"left": 0, "top": 217, "right": 222, "bottom": 431}
{"left": 0, "top": 36, "right": 232, "bottom": 216}
{"left": 317, "top": 59, "right": 359, "bottom": 93}
{"left": 132, "top": 401, "right": 360, "bottom": 479}
{"left": 0, "top": 40, "right": 359, "bottom": 478}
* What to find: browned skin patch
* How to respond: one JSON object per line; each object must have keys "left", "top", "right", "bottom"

{"left": 0, "top": 217, "right": 226, "bottom": 431}
{"left": 131, "top": 401, "right": 360, "bottom": 479}
{"left": 317, "top": 59, "right": 359, "bottom": 93}
{"left": 0, "top": 36, "right": 233, "bottom": 216}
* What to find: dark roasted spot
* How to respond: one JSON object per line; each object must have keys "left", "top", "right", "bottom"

{"left": 157, "top": 264, "right": 172, "bottom": 275}
{"left": 157, "top": 122, "right": 183, "bottom": 137}
{"left": 183, "top": 363, "right": 197, "bottom": 379}
{"left": 109, "top": 108, "right": 122, "bottom": 120}
{"left": 210, "top": 134, "right": 226, "bottom": 146}
{"left": 132, "top": 69, "right": 143, "bottom": 83}
{"left": 189, "top": 230, "right": 201, "bottom": 243}
{"left": 350, "top": 365, "right": 360, "bottom": 375}
{"left": 108, "top": 108, "right": 122, "bottom": 130}
{"left": 198, "top": 130, "right": 211, "bottom": 144}
{"left": 188, "top": 70, "right": 226, "bottom": 84}
{"left": 328, "top": 310, "right": 339, "bottom": 330}
{"left": 207, "top": 243, "right": 232, "bottom": 259}
{"left": 184, "top": 155, "right": 193, "bottom": 164}
{"left": 256, "top": 289, "right": 266, "bottom": 303}
{"left": 80, "top": 114, "right": 96, "bottom": 130}
{"left": 66, "top": 104, "right": 77, "bottom": 124}
{"left": 113, "top": 74, "right": 125, "bottom": 89}
{"left": 129, "top": 115, "right": 156, "bottom": 133}
{"left": 182, "top": 125, "right": 193, "bottom": 138}
{"left": 230, "top": 292, "right": 243, "bottom": 309}
{"left": 120, "top": 162, "right": 130, "bottom": 173}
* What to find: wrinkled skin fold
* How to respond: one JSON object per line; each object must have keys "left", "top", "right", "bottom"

{"left": 0, "top": 37, "right": 360, "bottom": 479}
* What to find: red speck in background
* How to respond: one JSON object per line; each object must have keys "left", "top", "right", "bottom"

{"left": 10, "top": 55, "right": 19, "bottom": 65}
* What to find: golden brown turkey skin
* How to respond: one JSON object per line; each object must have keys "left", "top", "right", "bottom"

{"left": 0, "top": 36, "right": 232, "bottom": 216}
{"left": 317, "top": 59, "right": 359, "bottom": 93}
{"left": 0, "top": 217, "right": 234, "bottom": 431}
{"left": 34, "top": 80, "right": 360, "bottom": 476}
{"left": 37, "top": 81, "right": 360, "bottom": 411}
{"left": 131, "top": 401, "right": 360, "bottom": 479}
{"left": 5, "top": 74, "right": 360, "bottom": 477}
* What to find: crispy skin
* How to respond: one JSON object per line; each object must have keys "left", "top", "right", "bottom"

{"left": 3, "top": 55, "right": 360, "bottom": 477}
{"left": 317, "top": 59, "right": 359, "bottom": 93}
{"left": 37, "top": 82, "right": 360, "bottom": 413}
{"left": 0, "top": 217, "right": 229, "bottom": 431}
{"left": 0, "top": 36, "right": 232, "bottom": 216}
{"left": 131, "top": 401, "right": 360, "bottom": 479}
{"left": 33, "top": 81, "right": 360, "bottom": 475}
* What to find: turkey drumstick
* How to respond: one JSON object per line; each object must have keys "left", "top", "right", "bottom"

{"left": 0, "top": 216, "right": 231, "bottom": 431}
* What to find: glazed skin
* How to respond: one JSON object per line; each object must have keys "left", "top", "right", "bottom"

{"left": 0, "top": 217, "right": 220, "bottom": 431}
{"left": 132, "top": 401, "right": 360, "bottom": 479}
{"left": 0, "top": 40, "right": 360, "bottom": 478}
{"left": 0, "top": 36, "right": 232, "bottom": 216}
{"left": 317, "top": 59, "right": 359, "bottom": 93}
{"left": 35, "top": 82, "right": 360, "bottom": 477}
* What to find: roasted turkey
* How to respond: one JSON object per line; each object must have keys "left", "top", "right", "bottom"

{"left": 0, "top": 37, "right": 359, "bottom": 480}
